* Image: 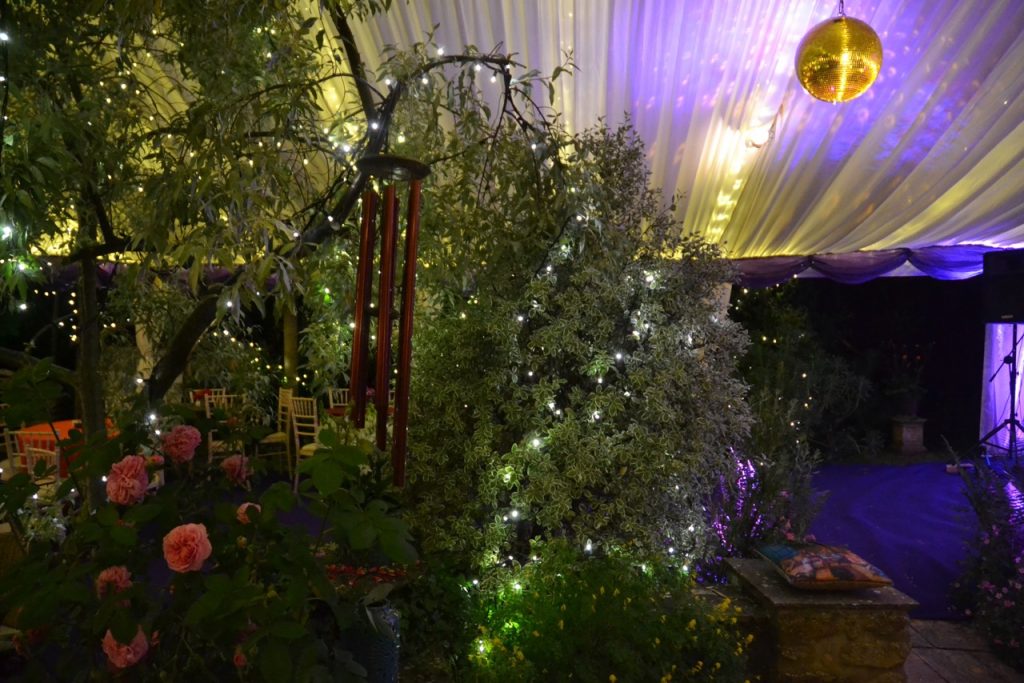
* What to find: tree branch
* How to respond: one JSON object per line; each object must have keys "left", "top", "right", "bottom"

{"left": 146, "top": 292, "right": 221, "bottom": 404}
{"left": 0, "top": 347, "right": 79, "bottom": 390}
{"left": 330, "top": 8, "right": 378, "bottom": 121}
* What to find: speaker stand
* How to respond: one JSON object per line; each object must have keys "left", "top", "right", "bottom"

{"left": 978, "top": 322, "right": 1023, "bottom": 467}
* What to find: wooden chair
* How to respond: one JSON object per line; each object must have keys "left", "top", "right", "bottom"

{"left": 205, "top": 394, "right": 244, "bottom": 462}
{"left": 326, "top": 387, "right": 350, "bottom": 419}
{"left": 1, "top": 429, "right": 21, "bottom": 481}
{"left": 290, "top": 396, "right": 321, "bottom": 492}
{"left": 14, "top": 431, "right": 56, "bottom": 472}
{"left": 257, "top": 388, "right": 293, "bottom": 472}
{"left": 23, "top": 446, "right": 60, "bottom": 487}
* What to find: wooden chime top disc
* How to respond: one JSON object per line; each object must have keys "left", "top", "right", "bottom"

{"left": 357, "top": 154, "right": 431, "bottom": 181}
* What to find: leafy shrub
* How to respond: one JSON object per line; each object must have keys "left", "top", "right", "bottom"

{"left": 957, "top": 466, "right": 1024, "bottom": 670}
{"left": 406, "top": 121, "right": 751, "bottom": 571}
{"left": 462, "top": 540, "right": 750, "bottom": 682}
{"left": 731, "top": 284, "right": 876, "bottom": 461}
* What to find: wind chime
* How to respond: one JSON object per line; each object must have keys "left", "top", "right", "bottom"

{"left": 349, "top": 154, "right": 430, "bottom": 487}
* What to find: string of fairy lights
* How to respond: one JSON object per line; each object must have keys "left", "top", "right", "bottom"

{"left": 0, "top": 15, "right": 741, "bottom": 638}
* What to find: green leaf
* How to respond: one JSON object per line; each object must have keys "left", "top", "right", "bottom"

{"left": 109, "top": 610, "right": 137, "bottom": 644}
{"left": 311, "top": 461, "right": 343, "bottom": 496}
{"left": 347, "top": 518, "right": 377, "bottom": 550}
{"left": 204, "top": 573, "right": 232, "bottom": 596}
{"left": 260, "top": 638, "right": 292, "bottom": 681}
{"left": 270, "top": 621, "right": 308, "bottom": 640}
{"left": 260, "top": 481, "right": 295, "bottom": 515}
{"left": 109, "top": 524, "right": 138, "bottom": 547}
{"left": 379, "top": 533, "right": 417, "bottom": 564}
{"left": 96, "top": 507, "right": 118, "bottom": 528}
{"left": 125, "top": 502, "right": 162, "bottom": 524}
{"left": 56, "top": 581, "right": 91, "bottom": 604}
{"left": 361, "top": 583, "right": 393, "bottom": 606}
{"left": 184, "top": 589, "right": 224, "bottom": 625}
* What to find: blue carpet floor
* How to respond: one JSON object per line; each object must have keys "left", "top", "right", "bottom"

{"left": 809, "top": 462, "right": 978, "bottom": 619}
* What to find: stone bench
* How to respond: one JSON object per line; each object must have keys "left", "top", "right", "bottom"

{"left": 725, "top": 557, "right": 918, "bottom": 682}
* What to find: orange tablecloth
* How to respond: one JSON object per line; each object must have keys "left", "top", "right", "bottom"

{"left": 17, "top": 419, "right": 115, "bottom": 477}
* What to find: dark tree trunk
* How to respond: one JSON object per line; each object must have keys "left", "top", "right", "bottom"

{"left": 77, "top": 255, "right": 107, "bottom": 506}
{"left": 283, "top": 305, "right": 299, "bottom": 389}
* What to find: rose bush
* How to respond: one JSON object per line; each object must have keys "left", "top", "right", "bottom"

{"left": 0, "top": 415, "right": 414, "bottom": 680}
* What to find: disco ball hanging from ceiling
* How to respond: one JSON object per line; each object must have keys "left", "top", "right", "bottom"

{"left": 795, "top": 3, "right": 883, "bottom": 103}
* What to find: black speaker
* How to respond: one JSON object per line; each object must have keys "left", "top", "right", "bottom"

{"left": 983, "top": 250, "right": 1024, "bottom": 322}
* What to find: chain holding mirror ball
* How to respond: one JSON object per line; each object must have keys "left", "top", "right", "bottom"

{"left": 349, "top": 154, "right": 430, "bottom": 487}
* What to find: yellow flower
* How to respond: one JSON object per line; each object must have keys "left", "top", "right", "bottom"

{"left": 558, "top": 619, "right": 564, "bottom": 630}
{"left": 515, "top": 649, "right": 524, "bottom": 661}
{"left": 600, "top": 586, "right": 605, "bottom": 595}
{"left": 654, "top": 637, "right": 661, "bottom": 646}
{"left": 609, "top": 675, "right": 617, "bottom": 683}
{"left": 746, "top": 634, "right": 755, "bottom": 644}
{"left": 687, "top": 618, "right": 696, "bottom": 630}
{"left": 532, "top": 630, "right": 540, "bottom": 637}
{"left": 613, "top": 588, "right": 620, "bottom": 596}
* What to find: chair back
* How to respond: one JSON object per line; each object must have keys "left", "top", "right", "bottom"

{"left": 276, "top": 387, "right": 293, "bottom": 432}
{"left": 205, "top": 393, "right": 243, "bottom": 419}
{"left": 327, "top": 387, "right": 350, "bottom": 410}
{"left": 16, "top": 430, "right": 56, "bottom": 453}
{"left": 2, "top": 428, "right": 20, "bottom": 456}
{"left": 24, "top": 446, "right": 60, "bottom": 484}
{"left": 290, "top": 397, "right": 320, "bottom": 449}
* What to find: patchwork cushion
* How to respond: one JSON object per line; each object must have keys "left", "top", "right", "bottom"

{"left": 756, "top": 542, "right": 892, "bottom": 591}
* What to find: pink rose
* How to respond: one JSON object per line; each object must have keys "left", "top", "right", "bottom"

{"left": 236, "top": 502, "right": 261, "bottom": 525}
{"left": 162, "top": 523, "right": 212, "bottom": 573}
{"left": 161, "top": 425, "right": 202, "bottom": 464}
{"left": 221, "top": 454, "right": 251, "bottom": 486}
{"left": 106, "top": 455, "right": 149, "bottom": 506}
{"left": 233, "top": 646, "right": 247, "bottom": 669}
{"left": 95, "top": 566, "right": 132, "bottom": 598}
{"left": 102, "top": 627, "right": 148, "bottom": 669}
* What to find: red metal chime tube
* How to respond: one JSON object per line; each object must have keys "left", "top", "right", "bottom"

{"left": 350, "top": 191, "right": 378, "bottom": 428}
{"left": 391, "top": 178, "right": 423, "bottom": 487}
{"left": 351, "top": 154, "right": 430, "bottom": 488}
{"left": 374, "top": 186, "right": 400, "bottom": 452}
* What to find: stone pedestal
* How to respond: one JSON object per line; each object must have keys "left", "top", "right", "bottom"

{"left": 891, "top": 417, "right": 927, "bottom": 455}
{"left": 726, "top": 558, "right": 918, "bottom": 682}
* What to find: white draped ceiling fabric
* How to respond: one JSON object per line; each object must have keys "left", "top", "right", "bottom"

{"left": 350, "top": 0, "right": 1024, "bottom": 284}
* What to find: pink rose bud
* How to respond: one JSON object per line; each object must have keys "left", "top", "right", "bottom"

{"left": 221, "top": 454, "right": 251, "bottom": 486}
{"left": 102, "top": 627, "right": 148, "bottom": 669}
{"left": 95, "top": 565, "right": 132, "bottom": 598}
{"left": 236, "top": 502, "right": 261, "bottom": 525}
